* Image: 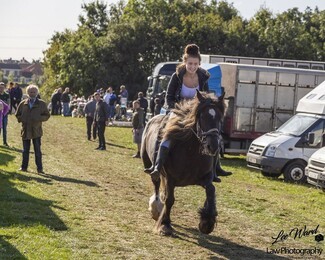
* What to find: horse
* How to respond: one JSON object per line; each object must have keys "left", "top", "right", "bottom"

{"left": 141, "top": 90, "right": 225, "bottom": 236}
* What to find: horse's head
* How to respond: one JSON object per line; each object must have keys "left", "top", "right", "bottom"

{"left": 194, "top": 90, "right": 225, "bottom": 156}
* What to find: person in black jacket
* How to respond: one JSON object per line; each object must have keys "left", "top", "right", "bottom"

{"left": 11, "top": 83, "right": 23, "bottom": 113}
{"left": 51, "top": 88, "right": 62, "bottom": 115}
{"left": 84, "top": 95, "right": 97, "bottom": 141}
{"left": 61, "top": 87, "right": 71, "bottom": 116}
{"left": 137, "top": 92, "right": 148, "bottom": 125}
{"left": 93, "top": 92, "right": 109, "bottom": 150}
{"left": 145, "top": 44, "right": 230, "bottom": 181}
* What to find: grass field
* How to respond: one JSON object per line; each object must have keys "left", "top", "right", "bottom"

{"left": 0, "top": 115, "right": 324, "bottom": 259}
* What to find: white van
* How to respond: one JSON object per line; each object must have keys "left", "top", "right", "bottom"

{"left": 305, "top": 147, "right": 325, "bottom": 189}
{"left": 246, "top": 81, "right": 325, "bottom": 183}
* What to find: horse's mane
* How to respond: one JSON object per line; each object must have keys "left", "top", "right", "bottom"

{"left": 162, "top": 92, "right": 225, "bottom": 141}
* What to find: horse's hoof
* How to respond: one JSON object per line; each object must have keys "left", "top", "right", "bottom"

{"left": 199, "top": 219, "right": 216, "bottom": 234}
{"left": 158, "top": 224, "right": 173, "bottom": 236}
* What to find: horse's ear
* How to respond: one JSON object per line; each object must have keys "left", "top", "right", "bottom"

{"left": 196, "top": 90, "right": 205, "bottom": 102}
{"left": 218, "top": 91, "right": 225, "bottom": 101}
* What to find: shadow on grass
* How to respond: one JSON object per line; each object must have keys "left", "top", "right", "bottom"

{"left": 106, "top": 142, "right": 133, "bottom": 150}
{"left": 0, "top": 152, "right": 15, "bottom": 166}
{"left": 0, "top": 170, "right": 67, "bottom": 231}
{"left": 40, "top": 172, "right": 99, "bottom": 187}
{"left": 173, "top": 225, "right": 289, "bottom": 260}
{"left": 0, "top": 145, "right": 23, "bottom": 153}
{"left": 0, "top": 236, "right": 27, "bottom": 260}
{"left": 220, "top": 156, "right": 247, "bottom": 168}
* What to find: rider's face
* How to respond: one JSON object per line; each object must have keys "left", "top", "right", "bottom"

{"left": 185, "top": 57, "right": 200, "bottom": 75}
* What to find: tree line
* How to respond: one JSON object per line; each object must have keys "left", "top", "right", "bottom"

{"left": 42, "top": 0, "right": 325, "bottom": 100}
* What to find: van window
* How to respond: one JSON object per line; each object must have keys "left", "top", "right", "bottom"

{"left": 283, "top": 64, "right": 295, "bottom": 68}
{"left": 268, "top": 62, "right": 280, "bottom": 67}
{"left": 306, "top": 120, "right": 325, "bottom": 148}
{"left": 311, "top": 65, "right": 324, "bottom": 70}
{"left": 276, "top": 115, "right": 318, "bottom": 136}
{"left": 306, "top": 94, "right": 317, "bottom": 99}
{"left": 298, "top": 64, "right": 310, "bottom": 69}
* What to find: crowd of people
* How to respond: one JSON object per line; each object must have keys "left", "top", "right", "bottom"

{"left": 0, "top": 80, "right": 149, "bottom": 173}
{"left": 82, "top": 86, "right": 148, "bottom": 155}
{"left": 51, "top": 84, "right": 149, "bottom": 156}
{"left": 50, "top": 87, "right": 87, "bottom": 117}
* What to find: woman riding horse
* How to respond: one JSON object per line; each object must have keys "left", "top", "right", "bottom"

{"left": 144, "top": 44, "right": 230, "bottom": 181}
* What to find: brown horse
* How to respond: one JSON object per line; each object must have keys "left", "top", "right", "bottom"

{"left": 141, "top": 90, "right": 225, "bottom": 236}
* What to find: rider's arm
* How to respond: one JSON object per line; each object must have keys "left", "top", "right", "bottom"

{"left": 165, "top": 73, "right": 179, "bottom": 109}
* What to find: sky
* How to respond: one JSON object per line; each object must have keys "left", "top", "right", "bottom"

{"left": 0, "top": 0, "right": 324, "bottom": 62}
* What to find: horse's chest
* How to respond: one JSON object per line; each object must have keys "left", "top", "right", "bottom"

{"left": 169, "top": 147, "right": 213, "bottom": 172}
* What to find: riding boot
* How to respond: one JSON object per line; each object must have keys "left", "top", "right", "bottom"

{"left": 213, "top": 157, "right": 222, "bottom": 183}
{"left": 144, "top": 152, "right": 156, "bottom": 173}
{"left": 150, "top": 146, "right": 169, "bottom": 181}
{"left": 144, "top": 140, "right": 160, "bottom": 173}
{"left": 216, "top": 158, "right": 232, "bottom": 176}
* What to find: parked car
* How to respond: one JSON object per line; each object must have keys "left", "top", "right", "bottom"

{"left": 305, "top": 147, "right": 325, "bottom": 189}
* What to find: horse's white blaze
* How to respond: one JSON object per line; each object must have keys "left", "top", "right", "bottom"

{"left": 209, "top": 108, "right": 216, "bottom": 119}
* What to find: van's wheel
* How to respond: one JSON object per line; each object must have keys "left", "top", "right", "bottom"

{"left": 261, "top": 171, "right": 281, "bottom": 178}
{"left": 283, "top": 161, "right": 307, "bottom": 183}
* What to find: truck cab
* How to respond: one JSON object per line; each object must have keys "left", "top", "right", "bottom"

{"left": 246, "top": 80, "right": 325, "bottom": 183}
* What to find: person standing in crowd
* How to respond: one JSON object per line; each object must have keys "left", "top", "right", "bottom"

{"left": 154, "top": 97, "right": 162, "bottom": 116}
{"left": 137, "top": 92, "right": 148, "bottom": 125}
{"left": 93, "top": 92, "right": 109, "bottom": 150}
{"left": 8, "top": 82, "right": 14, "bottom": 113}
{"left": 51, "top": 88, "right": 62, "bottom": 115}
{"left": 15, "top": 85, "right": 50, "bottom": 173}
{"left": 103, "top": 87, "right": 117, "bottom": 123}
{"left": 0, "top": 82, "right": 10, "bottom": 146}
{"left": 61, "top": 87, "right": 71, "bottom": 116}
{"left": 131, "top": 100, "right": 144, "bottom": 158}
{"left": 0, "top": 99, "right": 10, "bottom": 144}
{"left": 119, "top": 85, "right": 128, "bottom": 117}
{"left": 9, "top": 82, "right": 22, "bottom": 113}
{"left": 84, "top": 94, "right": 97, "bottom": 141}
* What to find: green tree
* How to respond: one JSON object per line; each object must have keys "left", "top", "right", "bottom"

{"left": 78, "top": 0, "right": 109, "bottom": 37}
{"left": 8, "top": 72, "right": 14, "bottom": 83}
